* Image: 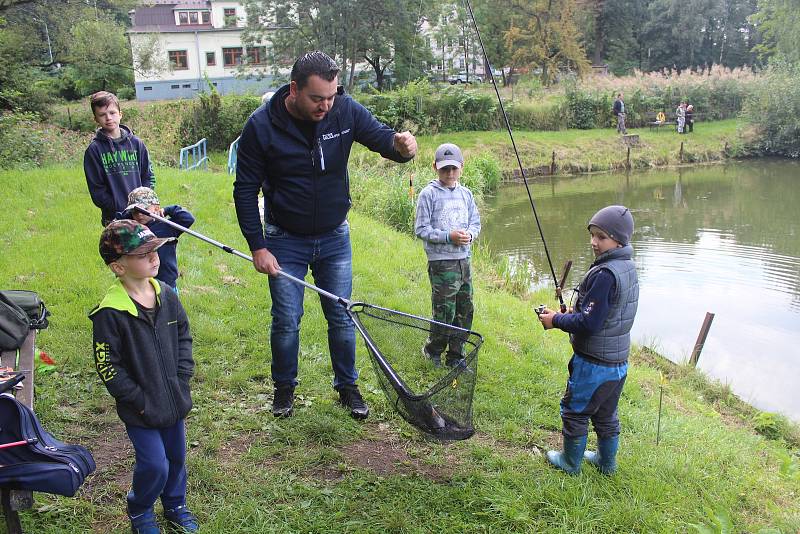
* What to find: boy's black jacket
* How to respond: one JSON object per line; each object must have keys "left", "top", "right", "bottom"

{"left": 89, "top": 278, "right": 193, "bottom": 428}
{"left": 84, "top": 124, "right": 155, "bottom": 224}
{"left": 234, "top": 83, "right": 410, "bottom": 250}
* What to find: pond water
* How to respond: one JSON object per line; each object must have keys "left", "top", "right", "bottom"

{"left": 481, "top": 160, "right": 800, "bottom": 421}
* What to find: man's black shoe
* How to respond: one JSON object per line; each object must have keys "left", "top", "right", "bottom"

{"left": 337, "top": 384, "right": 369, "bottom": 420}
{"left": 272, "top": 384, "right": 294, "bottom": 417}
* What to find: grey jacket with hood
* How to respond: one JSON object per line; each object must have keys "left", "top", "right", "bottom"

{"left": 414, "top": 179, "right": 481, "bottom": 261}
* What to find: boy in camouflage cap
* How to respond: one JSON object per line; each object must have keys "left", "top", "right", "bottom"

{"left": 90, "top": 220, "right": 199, "bottom": 533}
{"left": 118, "top": 186, "right": 195, "bottom": 292}
{"left": 414, "top": 143, "right": 481, "bottom": 367}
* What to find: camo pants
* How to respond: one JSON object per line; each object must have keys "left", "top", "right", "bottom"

{"left": 425, "top": 259, "right": 474, "bottom": 362}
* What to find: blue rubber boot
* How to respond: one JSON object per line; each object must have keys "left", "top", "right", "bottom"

{"left": 584, "top": 435, "right": 619, "bottom": 474}
{"left": 546, "top": 435, "right": 587, "bottom": 475}
{"left": 164, "top": 505, "right": 199, "bottom": 533}
{"left": 129, "top": 508, "right": 162, "bottom": 534}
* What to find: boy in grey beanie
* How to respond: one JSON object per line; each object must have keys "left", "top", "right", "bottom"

{"left": 414, "top": 143, "right": 481, "bottom": 367}
{"left": 537, "top": 205, "right": 638, "bottom": 475}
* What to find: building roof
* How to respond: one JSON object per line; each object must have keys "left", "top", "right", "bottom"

{"left": 130, "top": 2, "right": 217, "bottom": 33}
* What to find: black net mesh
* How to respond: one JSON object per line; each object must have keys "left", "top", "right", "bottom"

{"left": 349, "top": 303, "right": 481, "bottom": 441}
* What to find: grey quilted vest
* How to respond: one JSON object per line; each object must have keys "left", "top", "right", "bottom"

{"left": 570, "top": 245, "right": 639, "bottom": 363}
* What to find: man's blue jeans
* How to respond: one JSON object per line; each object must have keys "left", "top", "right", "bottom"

{"left": 265, "top": 221, "right": 358, "bottom": 389}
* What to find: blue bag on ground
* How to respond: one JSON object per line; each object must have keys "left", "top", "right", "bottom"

{"left": 0, "top": 393, "right": 95, "bottom": 497}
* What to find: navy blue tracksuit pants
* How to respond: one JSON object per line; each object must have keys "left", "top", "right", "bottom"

{"left": 125, "top": 419, "right": 187, "bottom": 515}
{"left": 560, "top": 353, "right": 628, "bottom": 438}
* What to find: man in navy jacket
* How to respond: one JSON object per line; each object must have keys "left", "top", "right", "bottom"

{"left": 234, "top": 51, "right": 417, "bottom": 420}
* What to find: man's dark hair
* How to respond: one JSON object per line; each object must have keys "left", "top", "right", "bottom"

{"left": 291, "top": 51, "right": 340, "bottom": 90}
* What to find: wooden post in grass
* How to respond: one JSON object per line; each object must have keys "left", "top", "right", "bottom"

{"left": 689, "top": 312, "right": 715, "bottom": 367}
{"left": 626, "top": 147, "right": 631, "bottom": 169}
{"left": 679, "top": 141, "right": 684, "bottom": 162}
{"left": 550, "top": 151, "right": 556, "bottom": 175}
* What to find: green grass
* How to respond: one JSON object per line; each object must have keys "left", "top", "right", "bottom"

{"left": 2, "top": 165, "right": 799, "bottom": 533}
{"left": 349, "top": 119, "right": 747, "bottom": 177}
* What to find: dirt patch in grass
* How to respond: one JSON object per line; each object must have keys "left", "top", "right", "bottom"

{"left": 341, "top": 436, "right": 454, "bottom": 482}
{"left": 216, "top": 431, "right": 261, "bottom": 467}
{"left": 81, "top": 422, "right": 133, "bottom": 502}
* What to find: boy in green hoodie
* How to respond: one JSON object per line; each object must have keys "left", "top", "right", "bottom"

{"left": 84, "top": 91, "right": 155, "bottom": 226}
{"left": 89, "top": 220, "right": 197, "bottom": 533}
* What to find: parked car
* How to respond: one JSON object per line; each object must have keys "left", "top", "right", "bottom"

{"left": 448, "top": 72, "right": 482, "bottom": 84}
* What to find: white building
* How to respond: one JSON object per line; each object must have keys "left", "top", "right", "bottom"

{"left": 128, "top": 0, "right": 277, "bottom": 101}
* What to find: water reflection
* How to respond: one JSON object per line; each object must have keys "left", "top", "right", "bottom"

{"left": 482, "top": 160, "right": 800, "bottom": 420}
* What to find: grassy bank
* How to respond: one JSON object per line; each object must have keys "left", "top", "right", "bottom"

{"left": 379, "top": 119, "right": 749, "bottom": 177}
{"left": 2, "top": 164, "right": 799, "bottom": 533}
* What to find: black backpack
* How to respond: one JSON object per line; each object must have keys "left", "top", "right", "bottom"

{"left": 0, "top": 393, "right": 95, "bottom": 497}
{"left": 0, "top": 290, "right": 50, "bottom": 351}
{"left": 0, "top": 293, "right": 29, "bottom": 351}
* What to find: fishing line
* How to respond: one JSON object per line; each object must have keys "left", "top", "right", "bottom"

{"left": 462, "top": 0, "right": 567, "bottom": 312}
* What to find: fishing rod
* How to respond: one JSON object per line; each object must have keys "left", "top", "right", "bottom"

{"left": 462, "top": 0, "right": 570, "bottom": 313}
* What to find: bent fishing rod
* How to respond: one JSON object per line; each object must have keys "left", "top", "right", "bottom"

{"left": 462, "top": 0, "right": 571, "bottom": 313}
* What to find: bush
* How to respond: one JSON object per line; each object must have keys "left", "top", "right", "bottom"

{"left": 117, "top": 87, "right": 136, "bottom": 101}
{"left": 742, "top": 62, "right": 800, "bottom": 158}
{"left": 179, "top": 89, "right": 260, "bottom": 152}
{"left": 506, "top": 101, "right": 567, "bottom": 131}
{"left": 356, "top": 80, "right": 497, "bottom": 134}
{"left": 0, "top": 112, "right": 88, "bottom": 169}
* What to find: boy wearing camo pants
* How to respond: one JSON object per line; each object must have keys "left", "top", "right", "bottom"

{"left": 414, "top": 143, "right": 481, "bottom": 367}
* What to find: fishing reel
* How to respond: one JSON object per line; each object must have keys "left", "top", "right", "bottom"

{"left": 535, "top": 304, "right": 546, "bottom": 316}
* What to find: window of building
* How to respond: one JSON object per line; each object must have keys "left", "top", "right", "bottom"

{"left": 224, "top": 8, "right": 237, "bottom": 27}
{"left": 143, "top": 86, "right": 152, "bottom": 91}
{"left": 182, "top": 84, "right": 192, "bottom": 88}
{"left": 168, "top": 50, "right": 188, "bottom": 70}
{"left": 177, "top": 10, "right": 210, "bottom": 25}
{"left": 222, "top": 47, "right": 243, "bottom": 67}
{"left": 247, "top": 46, "right": 266, "bottom": 65}
{"left": 206, "top": 52, "right": 216, "bottom": 66}
{"left": 171, "top": 84, "right": 180, "bottom": 89}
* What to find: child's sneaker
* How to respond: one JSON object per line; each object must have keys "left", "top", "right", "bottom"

{"left": 129, "top": 508, "right": 162, "bottom": 534}
{"left": 163, "top": 505, "right": 198, "bottom": 533}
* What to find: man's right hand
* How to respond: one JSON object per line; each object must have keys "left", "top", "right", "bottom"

{"left": 252, "top": 248, "right": 280, "bottom": 276}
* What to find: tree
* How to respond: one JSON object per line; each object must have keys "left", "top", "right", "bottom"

{"left": 66, "top": 18, "right": 134, "bottom": 94}
{"left": 505, "top": 0, "right": 591, "bottom": 84}
{"left": 751, "top": 0, "right": 800, "bottom": 63}
{"left": 243, "top": 0, "right": 427, "bottom": 91}
{"left": 471, "top": 0, "right": 516, "bottom": 84}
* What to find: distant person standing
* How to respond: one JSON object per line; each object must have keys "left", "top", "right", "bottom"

{"left": 685, "top": 104, "right": 694, "bottom": 133}
{"left": 613, "top": 93, "right": 627, "bottom": 135}
{"left": 676, "top": 102, "right": 686, "bottom": 134}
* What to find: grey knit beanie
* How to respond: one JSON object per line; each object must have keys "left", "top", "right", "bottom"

{"left": 588, "top": 205, "right": 634, "bottom": 245}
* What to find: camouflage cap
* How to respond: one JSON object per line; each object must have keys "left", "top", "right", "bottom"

{"left": 99, "top": 219, "right": 175, "bottom": 264}
{"left": 124, "top": 186, "right": 160, "bottom": 213}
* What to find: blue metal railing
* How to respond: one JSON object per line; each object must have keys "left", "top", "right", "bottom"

{"left": 227, "top": 136, "right": 240, "bottom": 175}
{"left": 179, "top": 138, "right": 208, "bottom": 171}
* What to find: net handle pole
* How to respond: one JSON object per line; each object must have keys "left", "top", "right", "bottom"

{"left": 132, "top": 207, "right": 348, "bottom": 305}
